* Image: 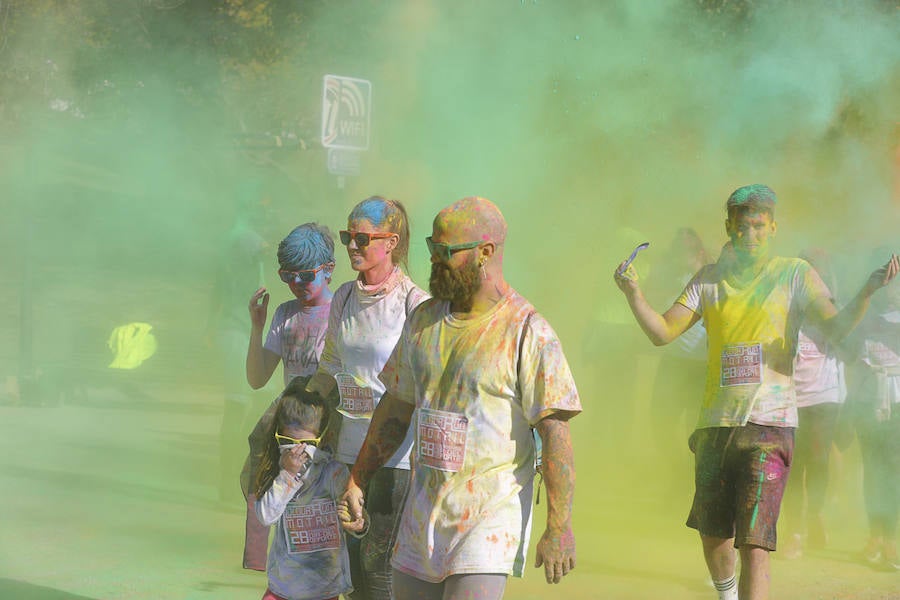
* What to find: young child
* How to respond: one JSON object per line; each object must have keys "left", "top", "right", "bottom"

{"left": 254, "top": 376, "right": 366, "bottom": 600}
{"left": 241, "top": 223, "right": 336, "bottom": 570}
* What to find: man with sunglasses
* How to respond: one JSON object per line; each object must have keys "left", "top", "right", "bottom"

{"left": 339, "top": 197, "right": 582, "bottom": 600}
{"left": 240, "top": 223, "right": 337, "bottom": 571}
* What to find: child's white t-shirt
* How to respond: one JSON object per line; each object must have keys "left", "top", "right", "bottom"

{"left": 264, "top": 299, "right": 332, "bottom": 387}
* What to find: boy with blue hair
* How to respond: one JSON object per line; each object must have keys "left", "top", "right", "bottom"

{"left": 241, "top": 223, "right": 336, "bottom": 570}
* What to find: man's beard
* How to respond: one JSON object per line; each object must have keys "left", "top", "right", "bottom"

{"left": 429, "top": 260, "right": 481, "bottom": 311}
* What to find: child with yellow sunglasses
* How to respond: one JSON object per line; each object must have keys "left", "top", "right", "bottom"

{"left": 253, "top": 376, "right": 367, "bottom": 600}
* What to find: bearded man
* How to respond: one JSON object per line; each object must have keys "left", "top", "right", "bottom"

{"left": 339, "top": 196, "right": 581, "bottom": 600}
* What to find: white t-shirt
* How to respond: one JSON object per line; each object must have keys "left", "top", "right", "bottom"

{"left": 317, "top": 271, "right": 429, "bottom": 468}
{"left": 264, "top": 300, "right": 331, "bottom": 387}
{"left": 380, "top": 290, "right": 581, "bottom": 581}
{"left": 858, "top": 309, "right": 900, "bottom": 409}
{"left": 793, "top": 325, "right": 845, "bottom": 407}
{"left": 676, "top": 256, "right": 830, "bottom": 428}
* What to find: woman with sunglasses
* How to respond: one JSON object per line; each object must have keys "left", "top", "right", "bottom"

{"left": 241, "top": 223, "right": 336, "bottom": 571}
{"left": 307, "top": 196, "right": 428, "bottom": 600}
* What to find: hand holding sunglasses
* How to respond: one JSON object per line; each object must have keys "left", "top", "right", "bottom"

{"left": 617, "top": 242, "right": 650, "bottom": 275}
{"left": 614, "top": 242, "right": 649, "bottom": 292}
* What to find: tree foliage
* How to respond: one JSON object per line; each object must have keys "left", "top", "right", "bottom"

{"left": 0, "top": 0, "right": 350, "bottom": 139}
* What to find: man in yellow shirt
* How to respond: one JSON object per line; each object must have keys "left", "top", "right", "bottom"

{"left": 614, "top": 184, "right": 898, "bottom": 600}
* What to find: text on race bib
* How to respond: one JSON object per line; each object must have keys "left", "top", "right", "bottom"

{"left": 417, "top": 407, "right": 468, "bottom": 472}
{"left": 335, "top": 372, "right": 375, "bottom": 419}
{"left": 283, "top": 497, "right": 341, "bottom": 554}
{"left": 866, "top": 340, "right": 900, "bottom": 368}
{"left": 721, "top": 342, "right": 763, "bottom": 387}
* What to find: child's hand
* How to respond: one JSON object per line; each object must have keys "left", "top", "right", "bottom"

{"left": 338, "top": 498, "right": 367, "bottom": 534}
{"left": 248, "top": 287, "right": 269, "bottom": 332}
{"left": 279, "top": 445, "right": 311, "bottom": 476}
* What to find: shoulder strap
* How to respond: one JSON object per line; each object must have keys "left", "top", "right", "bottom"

{"left": 335, "top": 282, "right": 353, "bottom": 321}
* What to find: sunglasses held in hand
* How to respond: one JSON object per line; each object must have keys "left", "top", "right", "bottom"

{"left": 617, "top": 242, "right": 650, "bottom": 275}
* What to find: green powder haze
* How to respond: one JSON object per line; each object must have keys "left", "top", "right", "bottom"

{"left": 1, "top": 1, "right": 898, "bottom": 598}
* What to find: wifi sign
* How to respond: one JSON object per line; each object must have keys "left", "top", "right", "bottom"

{"left": 321, "top": 74, "right": 372, "bottom": 151}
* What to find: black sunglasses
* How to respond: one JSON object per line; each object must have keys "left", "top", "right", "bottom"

{"left": 278, "top": 263, "right": 332, "bottom": 284}
{"left": 339, "top": 230, "right": 396, "bottom": 247}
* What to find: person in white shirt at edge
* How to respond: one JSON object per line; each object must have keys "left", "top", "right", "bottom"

{"left": 846, "top": 250, "right": 900, "bottom": 572}
{"left": 781, "top": 248, "right": 848, "bottom": 560}
{"left": 339, "top": 196, "right": 581, "bottom": 600}
{"left": 306, "top": 196, "right": 429, "bottom": 600}
{"left": 613, "top": 183, "right": 898, "bottom": 600}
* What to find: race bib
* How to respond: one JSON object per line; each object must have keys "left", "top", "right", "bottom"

{"left": 417, "top": 408, "right": 468, "bottom": 472}
{"left": 865, "top": 340, "right": 900, "bottom": 368}
{"left": 721, "top": 342, "right": 762, "bottom": 386}
{"left": 335, "top": 372, "right": 375, "bottom": 419}
{"left": 797, "top": 340, "right": 821, "bottom": 357}
{"left": 283, "top": 497, "right": 341, "bottom": 554}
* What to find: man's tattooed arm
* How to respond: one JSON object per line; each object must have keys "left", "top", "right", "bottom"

{"left": 351, "top": 392, "right": 413, "bottom": 488}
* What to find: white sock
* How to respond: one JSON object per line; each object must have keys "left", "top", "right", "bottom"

{"left": 713, "top": 575, "right": 738, "bottom": 600}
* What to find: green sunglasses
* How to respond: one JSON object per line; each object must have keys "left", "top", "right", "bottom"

{"left": 425, "top": 236, "right": 483, "bottom": 262}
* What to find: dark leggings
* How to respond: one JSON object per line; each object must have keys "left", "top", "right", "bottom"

{"left": 783, "top": 402, "right": 840, "bottom": 530}
{"left": 857, "top": 409, "right": 900, "bottom": 540}
{"left": 346, "top": 466, "right": 410, "bottom": 600}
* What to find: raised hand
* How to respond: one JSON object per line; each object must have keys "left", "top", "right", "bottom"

{"left": 864, "top": 254, "right": 899, "bottom": 296}
{"left": 613, "top": 261, "right": 640, "bottom": 294}
{"left": 249, "top": 287, "right": 270, "bottom": 331}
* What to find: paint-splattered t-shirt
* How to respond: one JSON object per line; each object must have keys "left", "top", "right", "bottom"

{"left": 317, "top": 271, "right": 429, "bottom": 468}
{"left": 677, "top": 257, "right": 829, "bottom": 428}
{"left": 379, "top": 289, "right": 581, "bottom": 581}
{"left": 264, "top": 299, "right": 332, "bottom": 387}
{"left": 256, "top": 449, "right": 354, "bottom": 600}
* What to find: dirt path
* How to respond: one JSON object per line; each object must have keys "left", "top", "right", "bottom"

{"left": 1, "top": 382, "right": 897, "bottom": 599}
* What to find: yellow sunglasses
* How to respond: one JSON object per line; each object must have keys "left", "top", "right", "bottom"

{"left": 274, "top": 428, "right": 326, "bottom": 448}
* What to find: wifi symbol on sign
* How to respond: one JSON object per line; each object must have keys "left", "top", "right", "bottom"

{"left": 322, "top": 75, "right": 372, "bottom": 150}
